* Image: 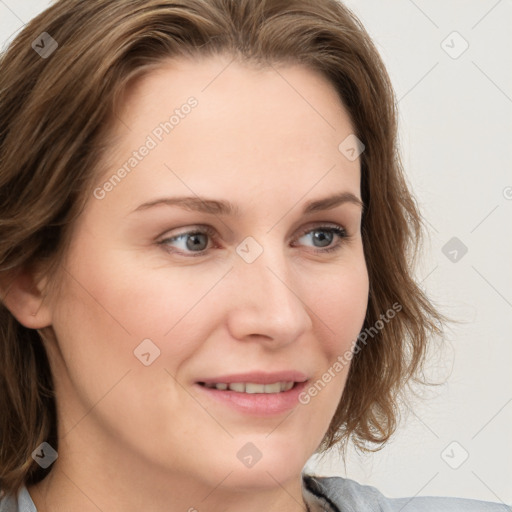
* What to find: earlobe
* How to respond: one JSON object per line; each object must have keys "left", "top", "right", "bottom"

{"left": 0, "top": 266, "right": 52, "bottom": 329}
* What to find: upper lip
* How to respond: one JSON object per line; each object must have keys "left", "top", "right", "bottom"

{"left": 197, "top": 371, "right": 309, "bottom": 385}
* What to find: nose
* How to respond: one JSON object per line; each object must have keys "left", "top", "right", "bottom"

{"left": 225, "top": 243, "right": 313, "bottom": 347}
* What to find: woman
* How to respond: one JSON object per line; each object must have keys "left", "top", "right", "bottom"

{"left": 0, "top": 0, "right": 508, "bottom": 510}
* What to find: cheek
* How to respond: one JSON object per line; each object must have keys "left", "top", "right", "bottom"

{"left": 56, "top": 239, "right": 209, "bottom": 342}
{"left": 295, "top": 261, "right": 368, "bottom": 422}
{"left": 305, "top": 253, "right": 369, "bottom": 360}
{"left": 48, "top": 252, "right": 212, "bottom": 445}
{"left": 47, "top": 246, "right": 191, "bottom": 392}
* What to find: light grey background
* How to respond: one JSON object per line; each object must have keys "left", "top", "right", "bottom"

{"left": 1, "top": 0, "right": 511, "bottom": 505}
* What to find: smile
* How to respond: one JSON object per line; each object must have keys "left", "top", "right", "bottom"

{"left": 199, "top": 381, "right": 295, "bottom": 393}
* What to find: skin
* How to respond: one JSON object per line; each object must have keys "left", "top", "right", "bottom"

{"left": 6, "top": 54, "right": 369, "bottom": 511}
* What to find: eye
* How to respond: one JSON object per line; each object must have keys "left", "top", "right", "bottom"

{"left": 158, "top": 226, "right": 217, "bottom": 257}
{"left": 157, "top": 224, "right": 348, "bottom": 257}
{"left": 294, "top": 225, "right": 348, "bottom": 254}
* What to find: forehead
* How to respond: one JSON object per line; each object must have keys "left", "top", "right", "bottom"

{"left": 94, "top": 55, "right": 361, "bottom": 213}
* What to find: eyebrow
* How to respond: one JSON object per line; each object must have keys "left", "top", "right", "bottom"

{"left": 131, "top": 191, "right": 364, "bottom": 216}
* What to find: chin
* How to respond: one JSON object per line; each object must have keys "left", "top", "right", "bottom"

{"left": 220, "top": 462, "right": 302, "bottom": 491}
{"left": 213, "top": 435, "right": 309, "bottom": 490}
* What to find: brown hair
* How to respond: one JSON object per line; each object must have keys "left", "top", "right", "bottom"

{"left": 0, "top": 0, "right": 447, "bottom": 497}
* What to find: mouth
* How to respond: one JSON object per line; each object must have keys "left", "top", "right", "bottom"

{"left": 194, "top": 372, "right": 309, "bottom": 416}
{"left": 197, "top": 381, "right": 297, "bottom": 393}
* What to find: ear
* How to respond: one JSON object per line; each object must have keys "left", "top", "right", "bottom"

{"left": 0, "top": 265, "right": 52, "bottom": 329}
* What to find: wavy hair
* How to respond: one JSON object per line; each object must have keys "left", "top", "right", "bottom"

{"left": 0, "top": 0, "right": 447, "bottom": 497}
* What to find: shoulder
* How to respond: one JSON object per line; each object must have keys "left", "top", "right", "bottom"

{"left": 302, "top": 474, "right": 511, "bottom": 512}
{"left": 0, "top": 492, "right": 16, "bottom": 512}
{"left": 0, "top": 490, "right": 16, "bottom": 512}
{"left": 0, "top": 486, "right": 37, "bottom": 512}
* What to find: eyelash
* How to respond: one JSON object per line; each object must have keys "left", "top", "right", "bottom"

{"left": 157, "top": 224, "right": 348, "bottom": 257}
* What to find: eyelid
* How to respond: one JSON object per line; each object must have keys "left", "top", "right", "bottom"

{"left": 157, "top": 224, "right": 217, "bottom": 243}
{"left": 295, "top": 221, "right": 346, "bottom": 237}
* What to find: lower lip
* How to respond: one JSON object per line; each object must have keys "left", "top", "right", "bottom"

{"left": 194, "top": 381, "right": 308, "bottom": 416}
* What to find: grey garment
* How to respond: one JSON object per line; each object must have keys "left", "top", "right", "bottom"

{"left": 1, "top": 474, "right": 510, "bottom": 511}
{"left": 302, "top": 474, "right": 512, "bottom": 512}
{"left": 0, "top": 486, "right": 35, "bottom": 512}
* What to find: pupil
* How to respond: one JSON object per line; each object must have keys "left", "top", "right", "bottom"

{"left": 187, "top": 233, "right": 207, "bottom": 251}
{"left": 314, "top": 230, "right": 332, "bottom": 247}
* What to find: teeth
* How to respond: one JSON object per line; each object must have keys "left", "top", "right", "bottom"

{"left": 245, "top": 383, "right": 265, "bottom": 393}
{"left": 281, "top": 381, "right": 295, "bottom": 392}
{"left": 204, "top": 381, "right": 295, "bottom": 393}
{"left": 264, "top": 382, "right": 282, "bottom": 393}
{"left": 229, "top": 382, "right": 246, "bottom": 393}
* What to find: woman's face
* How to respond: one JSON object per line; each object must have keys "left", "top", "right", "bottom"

{"left": 41, "top": 55, "right": 369, "bottom": 493}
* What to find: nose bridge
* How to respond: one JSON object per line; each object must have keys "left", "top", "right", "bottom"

{"left": 226, "top": 236, "right": 312, "bottom": 344}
